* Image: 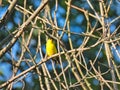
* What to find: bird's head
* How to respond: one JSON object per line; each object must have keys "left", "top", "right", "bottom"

{"left": 47, "top": 38, "right": 53, "bottom": 43}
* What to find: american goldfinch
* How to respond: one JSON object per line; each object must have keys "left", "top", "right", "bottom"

{"left": 46, "top": 38, "right": 59, "bottom": 63}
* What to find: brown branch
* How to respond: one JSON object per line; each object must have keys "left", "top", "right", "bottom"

{"left": 0, "top": 0, "right": 48, "bottom": 58}
{"left": 0, "top": 0, "right": 17, "bottom": 27}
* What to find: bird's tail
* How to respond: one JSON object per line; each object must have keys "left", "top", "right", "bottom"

{"left": 52, "top": 57, "right": 60, "bottom": 64}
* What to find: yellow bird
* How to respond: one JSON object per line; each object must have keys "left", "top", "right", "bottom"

{"left": 46, "top": 38, "right": 59, "bottom": 63}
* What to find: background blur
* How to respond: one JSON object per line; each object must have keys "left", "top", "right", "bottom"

{"left": 0, "top": 0, "right": 120, "bottom": 90}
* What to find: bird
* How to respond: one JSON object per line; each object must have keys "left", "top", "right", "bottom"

{"left": 46, "top": 38, "right": 59, "bottom": 64}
